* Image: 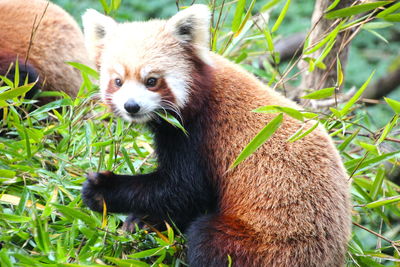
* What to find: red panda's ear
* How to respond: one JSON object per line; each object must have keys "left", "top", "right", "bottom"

{"left": 167, "top": 4, "right": 211, "bottom": 49}
{"left": 82, "top": 9, "right": 117, "bottom": 68}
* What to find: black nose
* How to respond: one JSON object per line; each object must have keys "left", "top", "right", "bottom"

{"left": 124, "top": 99, "right": 140, "bottom": 114}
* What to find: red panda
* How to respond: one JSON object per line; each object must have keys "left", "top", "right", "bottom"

{"left": 81, "top": 5, "right": 351, "bottom": 266}
{"left": 0, "top": 0, "right": 91, "bottom": 104}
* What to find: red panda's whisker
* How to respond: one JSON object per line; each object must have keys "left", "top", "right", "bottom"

{"left": 160, "top": 100, "right": 183, "bottom": 120}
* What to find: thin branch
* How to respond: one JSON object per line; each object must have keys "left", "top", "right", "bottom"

{"left": 353, "top": 221, "right": 400, "bottom": 255}
{"left": 25, "top": 2, "right": 49, "bottom": 66}
{"left": 330, "top": 128, "right": 400, "bottom": 144}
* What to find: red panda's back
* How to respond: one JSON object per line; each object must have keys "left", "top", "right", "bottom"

{"left": 0, "top": 0, "right": 91, "bottom": 98}
{"left": 203, "top": 53, "right": 351, "bottom": 265}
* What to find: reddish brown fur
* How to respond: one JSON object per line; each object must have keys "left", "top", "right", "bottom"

{"left": 105, "top": 80, "right": 119, "bottom": 106}
{"left": 0, "top": 50, "right": 20, "bottom": 75}
{"left": 185, "top": 54, "right": 351, "bottom": 266}
{"left": 0, "top": 0, "right": 92, "bottom": 101}
{"left": 123, "top": 64, "right": 142, "bottom": 82}
{"left": 180, "top": 47, "right": 214, "bottom": 120}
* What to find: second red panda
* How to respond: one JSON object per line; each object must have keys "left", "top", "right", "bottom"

{"left": 0, "top": 0, "right": 91, "bottom": 103}
{"left": 81, "top": 5, "right": 351, "bottom": 266}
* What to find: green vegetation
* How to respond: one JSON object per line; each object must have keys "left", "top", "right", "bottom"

{"left": 1, "top": 0, "right": 400, "bottom": 266}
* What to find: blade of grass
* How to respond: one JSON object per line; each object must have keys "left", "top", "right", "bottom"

{"left": 340, "top": 71, "right": 375, "bottom": 117}
{"left": 231, "top": 0, "right": 246, "bottom": 33}
{"left": 325, "top": 1, "right": 392, "bottom": 19}
{"left": 231, "top": 113, "right": 283, "bottom": 168}
{"left": 271, "top": 0, "right": 291, "bottom": 32}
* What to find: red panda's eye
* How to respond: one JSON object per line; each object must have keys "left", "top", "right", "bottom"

{"left": 115, "top": 78, "right": 123, "bottom": 87}
{"left": 145, "top": 77, "right": 158, "bottom": 88}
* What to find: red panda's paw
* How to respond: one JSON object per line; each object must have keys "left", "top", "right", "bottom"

{"left": 122, "top": 214, "right": 147, "bottom": 233}
{"left": 81, "top": 181, "right": 104, "bottom": 212}
{"left": 86, "top": 171, "right": 114, "bottom": 186}
{"left": 82, "top": 171, "right": 114, "bottom": 212}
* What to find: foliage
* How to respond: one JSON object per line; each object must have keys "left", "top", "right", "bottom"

{"left": 52, "top": 0, "right": 177, "bottom": 21}
{"left": 1, "top": 0, "right": 400, "bottom": 266}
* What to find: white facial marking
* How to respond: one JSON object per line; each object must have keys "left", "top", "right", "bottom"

{"left": 114, "top": 64, "right": 125, "bottom": 78}
{"left": 140, "top": 66, "right": 153, "bottom": 80}
{"left": 112, "top": 81, "right": 161, "bottom": 123}
{"left": 99, "top": 68, "right": 110, "bottom": 101}
{"left": 165, "top": 73, "right": 189, "bottom": 108}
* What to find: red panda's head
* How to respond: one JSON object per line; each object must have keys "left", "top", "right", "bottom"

{"left": 82, "top": 5, "right": 212, "bottom": 123}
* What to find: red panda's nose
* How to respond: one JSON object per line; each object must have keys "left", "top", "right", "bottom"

{"left": 124, "top": 99, "right": 140, "bottom": 114}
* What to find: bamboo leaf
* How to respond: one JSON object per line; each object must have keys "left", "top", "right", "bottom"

{"left": 29, "top": 98, "right": 72, "bottom": 116}
{"left": 21, "top": 125, "right": 32, "bottom": 159}
{"left": 381, "top": 13, "right": 400, "bottom": 22}
{"left": 155, "top": 111, "right": 188, "bottom": 135}
{"left": 263, "top": 28, "right": 275, "bottom": 53}
{"left": 121, "top": 146, "right": 136, "bottom": 174}
{"left": 41, "top": 187, "right": 58, "bottom": 219}
{"left": 14, "top": 59, "right": 19, "bottom": 88}
{"left": 304, "top": 23, "right": 342, "bottom": 55}
{"left": 101, "top": 199, "right": 108, "bottom": 228}
{"left": 314, "top": 38, "right": 336, "bottom": 68}
{"left": 340, "top": 71, "right": 375, "bottom": 117}
{"left": 0, "top": 82, "right": 36, "bottom": 100}
{"left": 288, "top": 122, "right": 319, "bottom": 142}
{"left": 329, "top": 107, "right": 342, "bottom": 118}
{"left": 67, "top": 62, "right": 99, "bottom": 80}
{"left": 370, "top": 166, "right": 385, "bottom": 200}
{"left": 325, "top": 1, "right": 392, "bottom": 19}
{"left": 325, "top": 0, "right": 341, "bottom": 12}
{"left": 234, "top": 0, "right": 256, "bottom": 37}
{"left": 362, "top": 22, "right": 394, "bottom": 30}
{"left": 302, "top": 112, "right": 318, "bottom": 119}
{"left": 385, "top": 97, "right": 400, "bottom": 114}
{"left": 52, "top": 204, "right": 99, "bottom": 227}
{"left": 377, "top": 114, "right": 398, "bottom": 144}
{"left": 346, "top": 151, "right": 400, "bottom": 174}
{"left": 261, "top": 0, "right": 283, "bottom": 12}
{"left": 301, "top": 87, "right": 335, "bottom": 99}
{"left": 129, "top": 247, "right": 166, "bottom": 259}
{"left": 33, "top": 212, "right": 51, "bottom": 253}
{"left": 91, "top": 140, "right": 113, "bottom": 147}
{"left": 376, "top": 2, "right": 400, "bottom": 18}
{"left": 0, "top": 213, "right": 31, "bottom": 223}
{"left": 365, "top": 29, "right": 389, "bottom": 43}
{"left": 338, "top": 129, "right": 360, "bottom": 151}
{"left": 104, "top": 257, "right": 150, "bottom": 267}
{"left": 271, "top": 0, "right": 291, "bottom": 33}
{"left": 0, "top": 169, "right": 16, "bottom": 178}
{"left": 364, "top": 196, "right": 400, "bottom": 209}
{"left": 0, "top": 249, "right": 13, "bottom": 267}
{"left": 232, "top": 0, "right": 246, "bottom": 33}
{"left": 0, "top": 194, "right": 45, "bottom": 210}
{"left": 357, "top": 141, "right": 379, "bottom": 155}
{"left": 253, "top": 105, "right": 304, "bottom": 121}
{"left": 0, "top": 75, "right": 14, "bottom": 88}
{"left": 166, "top": 222, "right": 174, "bottom": 244}
{"left": 337, "top": 56, "right": 344, "bottom": 86}
{"left": 99, "top": 0, "right": 111, "bottom": 14}
{"left": 112, "top": 0, "right": 122, "bottom": 10}
{"left": 231, "top": 113, "right": 283, "bottom": 168}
